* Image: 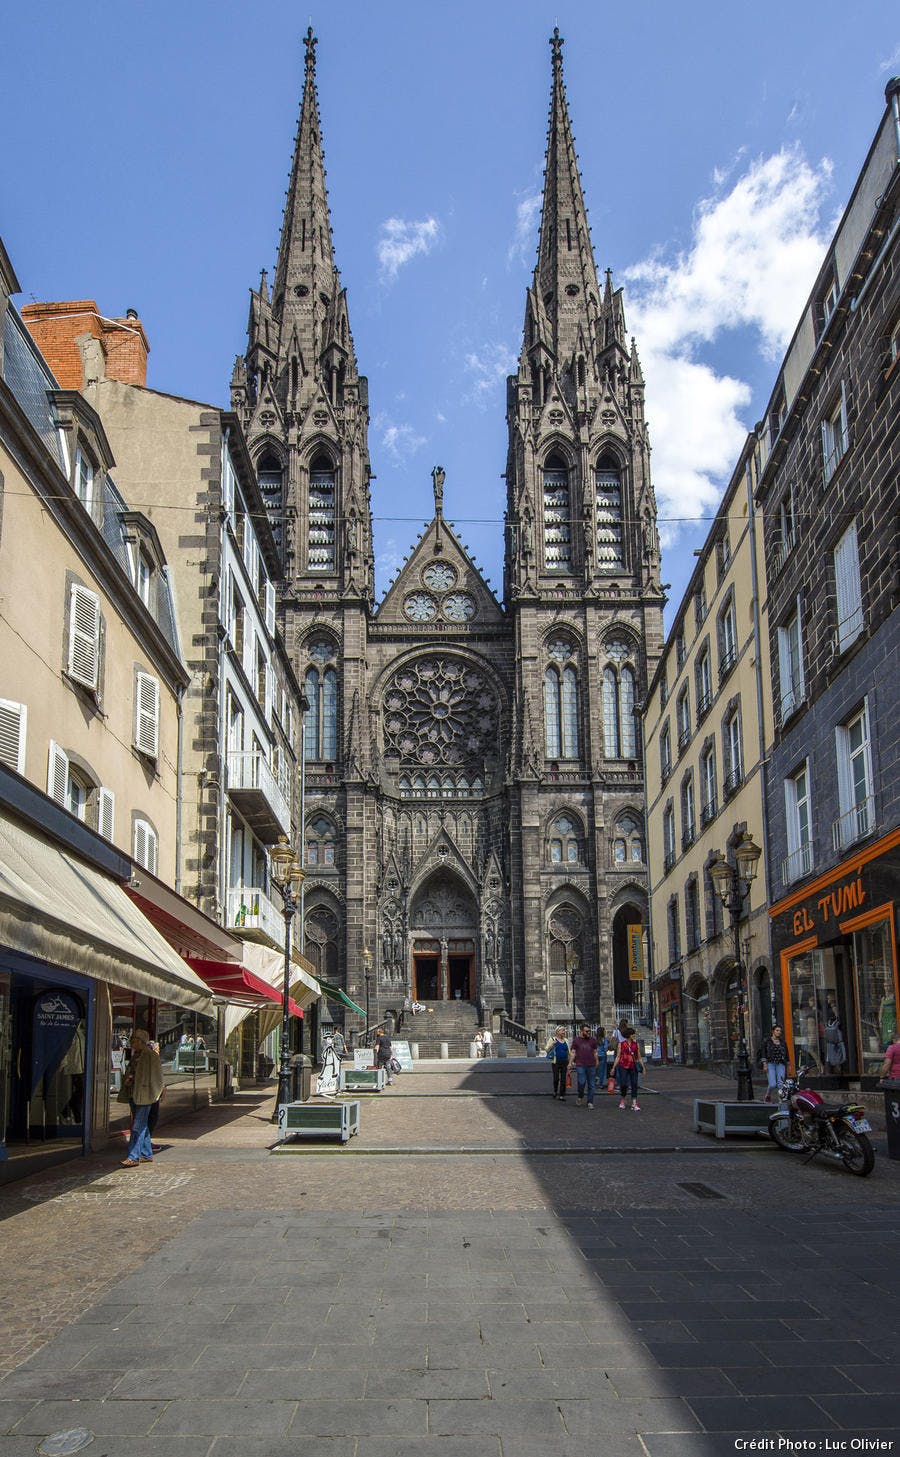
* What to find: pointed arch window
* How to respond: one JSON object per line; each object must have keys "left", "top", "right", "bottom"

{"left": 548, "top": 815, "right": 582, "bottom": 865}
{"left": 613, "top": 813, "right": 644, "bottom": 864}
{"left": 596, "top": 455, "right": 624, "bottom": 571}
{"left": 308, "top": 456, "right": 336, "bottom": 571}
{"left": 257, "top": 453, "right": 283, "bottom": 525}
{"left": 543, "top": 456, "right": 572, "bottom": 571}
{"left": 601, "top": 643, "right": 637, "bottom": 761}
{"left": 544, "top": 640, "right": 580, "bottom": 760}
{"left": 303, "top": 639, "right": 338, "bottom": 761}
{"left": 306, "top": 813, "right": 336, "bottom": 868}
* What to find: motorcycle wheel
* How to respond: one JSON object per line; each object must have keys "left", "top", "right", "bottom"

{"left": 837, "top": 1128, "right": 875, "bottom": 1177}
{"left": 769, "top": 1114, "right": 805, "bottom": 1152}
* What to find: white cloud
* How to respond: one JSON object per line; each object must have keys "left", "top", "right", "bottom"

{"left": 376, "top": 216, "right": 440, "bottom": 280}
{"left": 375, "top": 537, "right": 406, "bottom": 585}
{"left": 374, "top": 412, "right": 427, "bottom": 463}
{"left": 464, "top": 341, "right": 518, "bottom": 408}
{"left": 624, "top": 146, "right": 834, "bottom": 541}
{"left": 507, "top": 191, "right": 542, "bottom": 266}
{"left": 879, "top": 44, "right": 900, "bottom": 73}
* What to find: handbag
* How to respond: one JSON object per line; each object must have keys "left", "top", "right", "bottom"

{"left": 115, "top": 1076, "right": 133, "bottom": 1105}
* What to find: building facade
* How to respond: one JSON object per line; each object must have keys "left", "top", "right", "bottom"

{"left": 643, "top": 438, "right": 774, "bottom": 1069}
{"left": 757, "top": 79, "right": 900, "bottom": 1085}
{"left": 227, "top": 31, "right": 664, "bottom": 1042}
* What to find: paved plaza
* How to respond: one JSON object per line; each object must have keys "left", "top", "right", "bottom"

{"left": 1, "top": 1060, "right": 899, "bottom": 1455}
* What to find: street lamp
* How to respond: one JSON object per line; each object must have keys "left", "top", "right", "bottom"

{"left": 269, "top": 835, "right": 305, "bottom": 1122}
{"left": 709, "top": 830, "right": 763, "bottom": 1102}
{"left": 363, "top": 947, "right": 373, "bottom": 1037}
{"left": 568, "top": 949, "right": 580, "bottom": 1041}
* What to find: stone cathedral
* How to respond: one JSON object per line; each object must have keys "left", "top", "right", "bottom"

{"left": 229, "top": 30, "right": 665, "bottom": 1041}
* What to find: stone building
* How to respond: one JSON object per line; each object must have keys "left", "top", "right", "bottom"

{"left": 229, "top": 31, "right": 664, "bottom": 1042}
{"left": 757, "top": 78, "right": 900, "bottom": 1084}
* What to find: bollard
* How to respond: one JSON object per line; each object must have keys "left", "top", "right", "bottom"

{"left": 410, "top": 1042, "right": 419, "bottom": 1060}
{"left": 469, "top": 1041, "right": 480, "bottom": 1059}
{"left": 526, "top": 1038, "right": 537, "bottom": 1057}
{"left": 440, "top": 1041, "right": 449, "bottom": 1059}
{"left": 497, "top": 1036, "right": 507, "bottom": 1058}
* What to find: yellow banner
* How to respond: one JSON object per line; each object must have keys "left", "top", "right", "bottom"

{"left": 627, "top": 924, "right": 644, "bottom": 981}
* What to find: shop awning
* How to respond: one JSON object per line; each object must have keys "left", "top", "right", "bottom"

{"left": 314, "top": 975, "right": 366, "bottom": 1018}
{"left": 0, "top": 810, "right": 213, "bottom": 1011}
{"left": 186, "top": 958, "right": 304, "bottom": 1017}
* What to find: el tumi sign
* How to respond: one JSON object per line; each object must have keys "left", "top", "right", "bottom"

{"left": 789, "top": 869, "right": 867, "bottom": 940}
{"left": 770, "top": 827, "right": 900, "bottom": 949}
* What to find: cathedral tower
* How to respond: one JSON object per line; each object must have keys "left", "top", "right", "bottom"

{"left": 504, "top": 30, "right": 664, "bottom": 1028}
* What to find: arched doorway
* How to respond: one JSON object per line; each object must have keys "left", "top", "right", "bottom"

{"left": 611, "top": 903, "right": 644, "bottom": 1007}
{"left": 408, "top": 870, "right": 478, "bottom": 1002}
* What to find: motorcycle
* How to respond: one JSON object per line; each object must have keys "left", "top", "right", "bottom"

{"left": 768, "top": 1064, "right": 875, "bottom": 1177}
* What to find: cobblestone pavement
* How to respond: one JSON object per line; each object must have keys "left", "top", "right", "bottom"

{"left": 1, "top": 1060, "right": 899, "bottom": 1455}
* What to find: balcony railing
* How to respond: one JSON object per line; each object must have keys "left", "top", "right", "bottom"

{"left": 780, "top": 685, "right": 806, "bottom": 724}
{"left": 677, "top": 726, "right": 692, "bottom": 754}
{"left": 227, "top": 885, "right": 283, "bottom": 944}
{"left": 782, "top": 842, "right": 813, "bottom": 887}
{"left": 681, "top": 824, "right": 696, "bottom": 852}
{"left": 719, "top": 645, "right": 737, "bottom": 682}
{"left": 696, "top": 688, "right": 712, "bottom": 721}
{"left": 227, "top": 750, "right": 291, "bottom": 841}
{"left": 700, "top": 798, "right": 717, "bottom": 827}
{"left": 774, "top": 532, "right": 796, "bottom": 574}
{"left": 663, "top": 847, "right": 677, "bottom": 875}
{"left": 832, "top": 796, "right": 874, "bottom": 852}
{"left": 723, "top": 768, "right": 743, "bottom": 801}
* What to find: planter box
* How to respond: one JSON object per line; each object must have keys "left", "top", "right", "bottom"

{"left": 277, "top": 1100, "right": 360, "bottom": 1143}
{"left": 694, "top": 1099, "right": 771, "bottom": 1139}
{"left": 339, "top": 1067, "right": 385, "bottom": 1093}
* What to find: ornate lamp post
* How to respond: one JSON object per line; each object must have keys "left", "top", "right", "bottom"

{"left": 269, "top": 835, "right": 305, "bottom": 1122}
{"left": 363, "top": 946, "right": 373, "bottom": 1036}
{"left": 709, "top": 830, "right": 763, "bottom": 1102}
{"left": 568, "top": 949, "right": 580, "bottom": 1041}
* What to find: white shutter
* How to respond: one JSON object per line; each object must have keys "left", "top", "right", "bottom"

{"left": 264, "top": 579, "right": 276, "bottom": 637}
{"left": 47, "top": 741, "right": 69, "bottom": 804}
{"left": 147, "top": 825, "right": 158, "bottom": 875}
{"left": 134, "top": 672, "right": 160, "bottom": 758}
{"left": 67, "top": 584, "right": 101, "bottom": 690}
{"left": 98, "top": 787, "right": 115, "bottom": 841}
{"left": 834, "top": 521, "right": 863, "bottom": 649}
{"left": 0, "top": 700, "right": 27, "bottom": 774}
{"left": 133, "top": 818, "right": 148, "bottom": 869}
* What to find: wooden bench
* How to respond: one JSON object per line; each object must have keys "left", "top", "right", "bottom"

{"left": 694, "top": 1098, "right": 772, "bottom": 1139}
{"left": 277, "top": 1100, "right": 360, "bottom": 1144}
{"left": 339, "top": 1067, "right": 385, "bottom": 1093}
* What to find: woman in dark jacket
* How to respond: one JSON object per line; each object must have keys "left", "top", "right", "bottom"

{"left": 761, "top": 1025, "right": 789, "bottom": 1103}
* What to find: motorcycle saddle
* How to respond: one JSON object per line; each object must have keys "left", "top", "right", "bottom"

{"left": 810, "top": 1102, "right": 845, "bottom": 1118}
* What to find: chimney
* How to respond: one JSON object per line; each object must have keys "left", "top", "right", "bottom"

{"left": 20, "top": 301, "right": 150, "bottom": 389}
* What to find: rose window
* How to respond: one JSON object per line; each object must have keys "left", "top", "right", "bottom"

{"left": 382, "top": 657, "right": 498, "bottom": 773}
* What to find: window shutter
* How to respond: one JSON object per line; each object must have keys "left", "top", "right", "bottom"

{"left": 98, "top": 787, "right": 115, "bottom": 842}
{"left": 47, "top": 741, "right": 68, "bottom": 804}
{"left": 834, "top": 725, "right": 853, "bottom": 819}
{"left": 147, "top": 826, "right": 158, "bottom": 875}
{"left": 134, "top": 672, "right": 160, "bottom": 758}
{"left": 67, "top": 584, "right": 101, "bottom": 690}
{"left": 834, "top": 522, "right": 863, "bottom": 648}
{"left": 0, "top": 700, "right": 27, "bottom": 774}
{"left": 264, "top": 580, "right": 276, "bottom": 637}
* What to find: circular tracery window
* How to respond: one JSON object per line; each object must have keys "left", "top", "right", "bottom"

{"left": 382, "top": 657, "right": 498, "bottom": 769}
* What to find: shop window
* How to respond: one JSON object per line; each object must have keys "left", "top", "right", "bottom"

{"left": 834, "top": 701, "right": 874, "bottom": 850}
{"left": 833, "top": 520, "right": 863, "bottom": 652}
{"left": 783, "top": 760, "right": 813, "bottom": 885}
{"left": 852, "top": 918, "right": 897, "bottom": 1076}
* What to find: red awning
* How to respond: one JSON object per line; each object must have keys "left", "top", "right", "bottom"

{"left": 187, "top": 959, "right": 303, "bottom": 1017}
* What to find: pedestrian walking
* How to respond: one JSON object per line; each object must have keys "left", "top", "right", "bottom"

{"left": 473, "top": 1031, "right": 484, "bottom": 1058}
{"left": 569, "top": 1023, "right": 599, "bottom": 1108}
{"left": 611, "top": 1016, "right": 629, "bottom": 1045}
{"left": 880, "top": 1029, "right": 900, "bottom": 1080}
{"left": 482, "top": 1027, "right": 493, "bottom": 1059}
{"left": 612, "top": 1026, "right": 643, "bottom": 1111}
{"left": 120, "top": 1029, "right": 164, "bottom": 1167}
{"left": 373, "top": 1025, "right": 394, "bottom": 1084}
{"left": 761, "top": 1024, "right": 789, "bottom": 1101}
{"left": 545, "top": 1025, "right": 570, "bottom": 1100}
{"left": 594, "top": 1025, "right": 609, "bottom": 1088}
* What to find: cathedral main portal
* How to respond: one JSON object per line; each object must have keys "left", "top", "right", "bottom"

{"left": 409, "top": 873, "right": 478, "bottom": 1002}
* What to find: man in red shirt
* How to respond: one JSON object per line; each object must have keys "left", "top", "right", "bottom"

{"left": 569, "top": 1023, "right": 600, "bottom": 1108}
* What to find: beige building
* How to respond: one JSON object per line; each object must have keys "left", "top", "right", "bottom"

{"left": 643, "top": 437, "right": 775, "bottom": 1069}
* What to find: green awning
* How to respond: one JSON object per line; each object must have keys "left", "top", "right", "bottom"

{"left": 314, "top": 975, "right": 366, "bottom": 1018}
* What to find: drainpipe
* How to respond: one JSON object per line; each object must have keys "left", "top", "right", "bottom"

{"left": 745, "top": 451, "right": 773, "bottom": 1028}
{"left": 636, "top": 698, "right": 660, "bottom": 1060}
{"left": 175, "top": 685, "right": 184, "bottom": 896}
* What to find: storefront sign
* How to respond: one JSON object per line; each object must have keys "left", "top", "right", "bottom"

{"left": 391, "top": 1040, "right": 414, "bottom": 1070}
{"left": 30, "top": 990, "right": 83, "bottom": 1096}
{"left": 790, "top": 870, "right": 866, "bottom": 939}
{"left": 627, "top": 925, "right": 644, "bottom": 981}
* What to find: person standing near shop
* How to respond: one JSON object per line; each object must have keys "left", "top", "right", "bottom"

{"left": 880, "top": 1029, "right": 900, "bottom": 1081}
{"left": 121, "top": 1029, "right": 164, "bottom": 1167}
{"left": 373, "top": 1025, "right": 394, "bottom": 1085}
{"left": 545, "top": 1026, "right": 570, "bottom": 1101}
{"left": 570, "top": 1023, "right": 600, "bottom": 1108}
{"left": 760, "top": 1024, "right": 789, "bottom": 1103}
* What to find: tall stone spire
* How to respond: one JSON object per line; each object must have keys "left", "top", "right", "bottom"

{"left": 272, "top": 26, "right": 337, "bottom": 312}
{"left": 529, "top": 27, "right": 603, "bottom": 369}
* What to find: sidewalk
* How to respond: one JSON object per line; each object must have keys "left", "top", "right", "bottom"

{"left": 1, "top": 1059, "right": 899, "bottom": 1454}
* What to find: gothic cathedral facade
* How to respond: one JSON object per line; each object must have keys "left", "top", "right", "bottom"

{"left": 230, "top": 30, "right": 665, "bottom": 1039}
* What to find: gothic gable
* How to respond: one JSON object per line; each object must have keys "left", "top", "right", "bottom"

{"left": 377, "top": 514, "right": 504, "bottom": 627}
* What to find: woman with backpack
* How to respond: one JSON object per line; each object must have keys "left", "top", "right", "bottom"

{"left": 544, "top": 1026, "right": 571, "bottom": 1100}
{"left": 612, "top": 1026, "right": 643, "bottom": 1112}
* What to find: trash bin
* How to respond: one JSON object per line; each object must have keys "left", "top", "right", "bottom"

{"left": 881, "top": 1080, "right": 900, "bottom": 1160}
{"left": 290, "top": 1054, "right": 312, "bottom": 1103}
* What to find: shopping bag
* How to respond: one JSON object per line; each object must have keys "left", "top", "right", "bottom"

{"left": 607, "top": 1076, "right": 616, "bottom": 1094}
{"left": 565, "top": 1068, "right": 572, "bottom": 1089}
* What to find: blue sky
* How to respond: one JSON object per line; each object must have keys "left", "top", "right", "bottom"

{"left": 3, "top": 1, "right": 898, "bottom": 615}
